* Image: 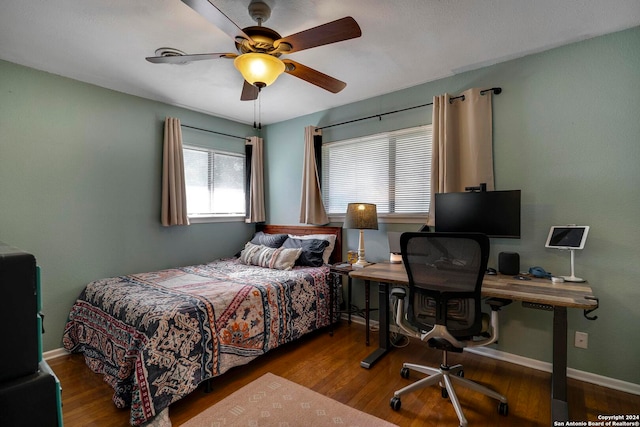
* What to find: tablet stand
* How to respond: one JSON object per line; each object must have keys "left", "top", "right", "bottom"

{"left": 562, "top": 249, "right": 585, "bottom": 282}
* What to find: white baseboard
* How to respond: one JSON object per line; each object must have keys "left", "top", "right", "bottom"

{"left": 43, "top": 348, "right": 70, "bottom": 360}
{"left": 466, "top": 347, "right": 640, "bottom": 396}
{"left": 341, "top": 314, "right": 640, "bottom": 396}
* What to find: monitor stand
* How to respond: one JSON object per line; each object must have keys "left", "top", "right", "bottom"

{"left": 561, "top": 249, "right": 585, "bottom": 282}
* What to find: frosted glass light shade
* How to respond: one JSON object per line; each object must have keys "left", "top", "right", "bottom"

{"left": 233, "top": 53, "right": 285, "bottom": 87}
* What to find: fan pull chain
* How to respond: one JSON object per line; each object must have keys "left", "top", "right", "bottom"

{"left": 251, "top": 88, "right": 262, "bottom": 130}
{"left": 258, "top": 96, "right": 262, "bottom": 130}
{"left": 253, "top": 98, "right": 257, "bottom": 129}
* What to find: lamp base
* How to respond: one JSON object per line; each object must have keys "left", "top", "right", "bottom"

{"left": 352, "top": 261, "right": 373, "bottom": 269}
{"left": 561, "top": 275, "right": 585, "bottom": 283}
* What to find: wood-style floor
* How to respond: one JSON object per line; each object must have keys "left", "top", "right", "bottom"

{"left": 48, "top": 321, "right": 639, "bottom": 426}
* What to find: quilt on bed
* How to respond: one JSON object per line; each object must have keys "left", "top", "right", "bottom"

{"left": 62, "top": 258, "right": 336, "bottom": 425}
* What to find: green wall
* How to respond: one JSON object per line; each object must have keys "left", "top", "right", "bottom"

{"left": 1, "top": 26, "right": 638, "bottom": 386}
{"left": 263, "top": 27, "right": 640, "bottom": 385}
{"left": 0, "top": 60, "right": 256, "bottom": 351}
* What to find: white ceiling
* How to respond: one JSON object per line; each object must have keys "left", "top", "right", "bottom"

{"left": 1, "top": 1, "right": 639, "bottom": 125}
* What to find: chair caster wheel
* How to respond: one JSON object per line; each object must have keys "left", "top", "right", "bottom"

{"left": 457, "top": 370, "right": 464, "bottom": 377}
{"left": 441, "top": 387, "right": 448, "bottom": 398}
{"left": 498, "top": 401, "right": 509, "bottom": 416}
{"left": 400, "top": 367, "right": 410, "bottom": 379}
{"left": 390, "top": 396, "right": 401, "bottom": 411}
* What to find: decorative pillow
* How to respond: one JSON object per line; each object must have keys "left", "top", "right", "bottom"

{"left": 250, "top": 231, "right": 289, "bottom": 248}
{"left": 282, "top": 238, "right": 330, "bottom": 267}
{"left": 239, "top": 242, "right": 302, "bottom": 270}
{"left": 288, "top": 233, "right": 337, "bottom": 264}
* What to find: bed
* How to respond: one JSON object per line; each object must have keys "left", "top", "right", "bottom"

{"left": 62, "top": 225, "right": 342, "bottom": 426}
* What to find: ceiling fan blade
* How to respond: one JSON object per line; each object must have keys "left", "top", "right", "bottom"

{"left": 282, "top": 59, "right": 346, "bottom": 93}
{"left": 274, "top": 17, "right": 361, "bottom": 54}
{"left": 181, "top": 0, "right": 252, "bottom": 42}
{"left": 146, "top": 53, "right": 236, "bottom": 64}
{"left": 241, "top": 80, "right": 259, "bottom": 101}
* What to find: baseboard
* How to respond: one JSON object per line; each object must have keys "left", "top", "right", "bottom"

{"left": 340, "top": 314, "right": 640, "bottom": 396}
{"left": 43, "top": 348, "right": 70, "bottom": 361}
{"left": 465, "top": 347, "right": 640, "bottom": 396}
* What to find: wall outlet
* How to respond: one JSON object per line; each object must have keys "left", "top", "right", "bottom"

{"left": 575, "top": 331, "right": 588, "bottom": 349}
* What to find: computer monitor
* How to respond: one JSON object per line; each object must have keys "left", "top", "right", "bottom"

{"left": 545, "top": 226, "right": 589, "bottom": 250}
{"left": 434, "top": 190, "right": 521, "bottom": 238}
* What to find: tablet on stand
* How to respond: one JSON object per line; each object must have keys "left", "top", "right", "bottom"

{"left": 545, "top": 225, "right": 590, "bottom": 282}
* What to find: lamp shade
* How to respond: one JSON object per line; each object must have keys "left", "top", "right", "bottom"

{"left": 344, "top": 203, "right": 378, "bottom": 230}
{"left": 233, "top": 53, "right": 285, "bottom": 87}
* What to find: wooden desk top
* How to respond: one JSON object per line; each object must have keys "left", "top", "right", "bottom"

{"left": 349, "top": 262, "right": 598, "bottom": 309}
{"left": 349, "top": 263, "right": 409, "bottom": 284}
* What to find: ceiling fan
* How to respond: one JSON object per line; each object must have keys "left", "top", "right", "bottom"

{"left": 146, "top": 0, "right": 362, "bottom": 101}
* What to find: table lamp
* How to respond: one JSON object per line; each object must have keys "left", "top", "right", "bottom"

{"left": 344, "top": 203, "right": 378, "bottom": 268}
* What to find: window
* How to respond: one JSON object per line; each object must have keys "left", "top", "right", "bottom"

{"left": 321, "top": 125, "right": 432, "bottom": 221}
{"left": 183, "top": 145, "right": 245, "bottom": 218}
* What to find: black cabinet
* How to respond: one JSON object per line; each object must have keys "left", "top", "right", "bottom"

{"left": 0, "top": 242, "right": 63, "bottom": 426}
{"left": 0, "top": 244, "right": 38, "bottom": 382}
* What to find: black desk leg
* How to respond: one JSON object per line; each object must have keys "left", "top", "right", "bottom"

{"left": 365, "top": 280, "right": 370, "bottom": 345}
{"left": 329, "top": 273, "right": 335, "bottom": 336}
{"left": 380, "top": 282, "right": 390, "bottom": 348}
{"left": 361, "top": 281, "right": 390, "bottom": 369}
{"left": 347, "top": 276, "right": 353, "bottom": 324}
{"left": 552, "top": 306, "right": 569, "bottom": 422}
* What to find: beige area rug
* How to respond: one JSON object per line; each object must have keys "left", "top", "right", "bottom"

{"left": 182, "top": 372, "right": 398, "bottom": 427}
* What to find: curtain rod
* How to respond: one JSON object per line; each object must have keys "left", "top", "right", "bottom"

{"left": 317, "top": 87, "right": 502, "bottom": 131}
{"left": 180, "top": 124, "right": 250, "bottom": 141}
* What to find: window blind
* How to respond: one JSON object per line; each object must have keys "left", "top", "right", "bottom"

{"left": 321, "top": 125, "right": 432, "bottom": 215}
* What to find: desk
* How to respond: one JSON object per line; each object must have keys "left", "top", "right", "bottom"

{"left": 349, "top": 263, "right": 599, "bottom": 423}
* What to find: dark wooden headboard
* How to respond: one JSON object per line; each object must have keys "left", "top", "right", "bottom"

{"left": 256, "top": 224, "right": 343, "bottom": 264}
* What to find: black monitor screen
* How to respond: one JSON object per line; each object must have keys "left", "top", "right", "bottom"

{"left": 434, "top": 190, "right": 521, "bottom": 238}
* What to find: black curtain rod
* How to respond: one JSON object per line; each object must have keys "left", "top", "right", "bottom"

{"left": 180, "top": 124, "right": 250, "bottom": 141}
{"left": 317, "top": 87, "right": 502, "bottom": 131}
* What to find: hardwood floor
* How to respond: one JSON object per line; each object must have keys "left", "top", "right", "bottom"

{"left": 48, "top": 321, "right": 640, "bottom": 426}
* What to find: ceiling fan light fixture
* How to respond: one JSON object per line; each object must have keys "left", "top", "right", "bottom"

{"left": 234, "top": 53, "right": 285, "bottom": 88}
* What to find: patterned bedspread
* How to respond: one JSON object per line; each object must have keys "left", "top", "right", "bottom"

{"left": 62, "top": 258, "right": 336, "bottom": 425}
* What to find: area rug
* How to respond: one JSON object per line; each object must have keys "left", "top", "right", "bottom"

{"left": 182, "top": 372, "right": 397, "bottom": 427}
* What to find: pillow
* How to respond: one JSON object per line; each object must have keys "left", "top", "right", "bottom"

{"left": 282, "top": 238, "right": 330, "bottom": 267}
{"left": 239, "top": 242, "right": 302, "bottom": 270}
{"left": 250, "top": 231, "right": 289, "bottom": 248}
{"left": 288, "top": 233, "right": 337, "bottom": 264}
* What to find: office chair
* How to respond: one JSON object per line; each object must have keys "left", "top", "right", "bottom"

{"left": 389, "top": 232, "right": 509, "bottom": 427}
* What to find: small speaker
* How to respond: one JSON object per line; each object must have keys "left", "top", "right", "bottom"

{"left": 498, "top": 252, "right": 520, "bottom": 276}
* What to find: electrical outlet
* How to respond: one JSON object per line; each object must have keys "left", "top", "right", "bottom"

{"left": 575, "top": 331, "right": 588, "bottom": 349}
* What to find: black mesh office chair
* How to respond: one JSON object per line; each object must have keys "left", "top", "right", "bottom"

{"left": 389, "top": 232, "right": 509, "bottom": 427}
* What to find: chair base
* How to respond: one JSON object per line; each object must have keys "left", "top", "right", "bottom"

{"left": 391, "top": 362, "right": 508, "bottom": 427}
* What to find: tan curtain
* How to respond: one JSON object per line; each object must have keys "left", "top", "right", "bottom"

{"left": 161, "top": 117, "right": 189, "bottom": 226}
{"left": 429, "top": 88, "right": 495, "bottom": 225}
{"left": 246, "top": 136, "right": 266, "bottom": 223}
{"left": 299, "top": 126, "right": 329, "bottom": 225}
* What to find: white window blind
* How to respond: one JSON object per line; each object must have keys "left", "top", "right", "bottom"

{"left": 183, "top": 145, "right": 245, "bottom": 216}
{"left": 321, "top": 125, "right": 432, "bottom": 216}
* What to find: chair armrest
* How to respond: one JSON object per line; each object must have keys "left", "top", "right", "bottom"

{"left": 391, "top": 287, "right": 406, "bottom": 299}
{"left": 485, "top": 298, "right": 512, "bottom": 311}
{"left": 391, "top": 287, "right": 422, "bottom": 340}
